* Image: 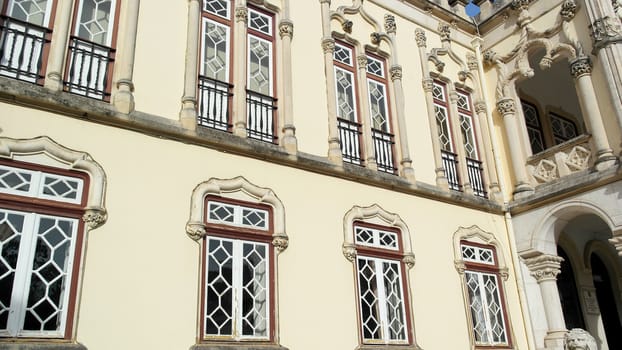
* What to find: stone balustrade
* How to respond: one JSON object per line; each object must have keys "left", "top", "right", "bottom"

{"left": 526, "top": 134, "right": 593, "bottom": 184}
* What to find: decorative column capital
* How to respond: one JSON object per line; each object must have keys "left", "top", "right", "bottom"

{"left": 570, "top": 56, "right": 592, "bottom": 78}
{"left": 448, "top": 90, "right": 459, "bottom": 102}
{"left": 384, "top": 14, "right": 396, "bottom": 34}
{"left": 322, "top": 38, "right": 335, "bottom": 53}
{"left": 235, "top": 6, "right": 248, "bottom": 23}
{"left": 510, "top": 0, "right": 531, "bottom": 11}
{"left": 342, "top": 244, "right": 357, "bottom": 262}
{"left": 438, "top": 23, "right": 451, "bottom": 42}
{"left": 422, "top": 78, "right": 434, "bottom": 92}
{"left": 272, "top": 235, "right": 289, "bottom": 253}
{"left": 403, "top": 253, "right": 416, "bottom": 269}
{"left": 483, "top": 49, "right": 498, "bottom": 66}
{"left": 524, "top": 254, "right": 564, "bottom": 282}
{"left": 474, "top": 100, "right": 487, "bottom": 114}
{"left": 357, "top": 54, "right": 368, "bottom": 68}
{"left": 560, "top": 0, "right": 577, "bottom": 21}
{"left": 590, "top": 16, "right": 622, "bottom": 51}
{"left": 496, "top": 97, "right": 516, "bottom": 115}
{"left": 390, "top": 65, "right": 403, "bottom": 81}
{"left": 185, "top": 222, "right": 207, "bottom": 241}
{"left": 279, "top": 20, "right": 294, "bottom": 39}
{"left": 415, "top": 28, "right": 426, "bottom": 47}
{"left": 82, "top": 208, "right": 107, "bottom": 230}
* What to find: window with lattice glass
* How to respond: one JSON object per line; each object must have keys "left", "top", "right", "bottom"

{"left": 354, "top": 223, "right": 410, "bottom": 345}
{"left": 520, "top": 100, "right": 545, "bottom": 154}
{"left": 202, "top": 198, "right": 274, "bottom": 341}
{"left": 0, "top": 162, "right": 87, "bottom": 338}
{"left": 460, "top": 242, "right": 509, "bottom": 347}
{"left": 457, "top": 91, "right": 478, "bottom": 160}
{"left": 549, "top": 112, "right": 578, "bottom": 145}
{"left": 334, "top": 43, "right": 358, "bottom": 122}
{"left": 433, "top": 82, "right": 454, "bottom": 152}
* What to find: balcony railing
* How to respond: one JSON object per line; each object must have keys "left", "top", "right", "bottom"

{"left": 526, "top": 134, "right": 593, "bottom": 184}
{"left": 338, "top": 118, "right": 363, "bottom": 165}
{"left": 64, "top": 36, "right": 114, "bottom": 100}
{"left": 441, "top": 150, "right": 461, "bottom": 191}
{"left": 372, "top": 128, "right": 396, "bottom": 174}
{"left": 246, "top": 90, "right": 277, "bottom": 143}
{"left": 466, "top": 157, "right": 487, "bottom": 198}
{"left": 0, "top": 16, "right": 50, "bottom": 84}
{"left": 198, "top": 76, "right": 232, "bottom": 131}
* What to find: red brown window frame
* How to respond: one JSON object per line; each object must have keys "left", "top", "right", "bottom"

{"left": 0, "top": 158, "right": 90, "bottom": 340}
{"left": 352, "top": 221, "right": 414, "bottom": 346}
{"left": 199, "top": 195, "right": 277, "bottom": 343}
{"left": 460, "top": 240, "right": 513, "bottom": 349}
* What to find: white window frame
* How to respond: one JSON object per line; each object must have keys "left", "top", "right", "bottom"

{"left": 6, "top": 0, "right": 54, "bottom": 26}
{"left": 74, "top": 0, "right": 117, "bottom": 46}
{"left": 200, "top": 17, "right": 231, "bottom": 82}
{"left": 334, "top": 66, "right": 358, "bottom": 122}
{"left": 206, "top": 200, "right": 269, "bottom": 231}
{"left": 0, "top": 164, "right": 84, "bottom": 204}
{"left": 246, "top": 33, "right": 273, "bottom": 96}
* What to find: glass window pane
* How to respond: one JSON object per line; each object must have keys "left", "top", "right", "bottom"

{"left": 368, "top": 80, "right": 389, "bottom": 132}
{"left": 357, "top": 257, "right": 381, "bottom": 340}
{"left": 382, "top": 261, "right": 406, "bottom": 340}
{"left": 247, "top": 36, "right": 272, "bottom": 95}
{"left": 201, "top": 19, "right": 229, "bottom": 82}
{"left": 205, "top": 238, "right": 234, "bottom": 336}
{"left": 335, "top": 68, "right": 356, "bottom": 121}
{"left": 241, "top": 242, "right": 268, "bottom": 337}
{"left": 76, "top": 0, "right": 113, "bottom": 46}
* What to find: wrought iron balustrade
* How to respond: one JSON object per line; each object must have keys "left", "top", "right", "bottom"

{"left": 198, "top": 76, "right": 232, "bottom": 131}
{"left": 371, "top": 128, "right": 396, "bottom": 174}
{"left": 64, "top": 36, "right": 114, "bottom": 100}
{"left": 441, "top": 150, "right": 461, "bottom": 191}
{"left": 0, "top": 16, "right": 50, "bottom": 83}
{"left": 246, "top": 90, "right": 277, "bottom": 143}
{"left": 466, "top": 157, "right": 487, "bottom": 198}
{"left": 337, "top": 118, "right": 363, "bottom": 165}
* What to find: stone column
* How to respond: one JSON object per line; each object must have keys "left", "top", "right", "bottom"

{"left": 278, "top": 19, "right": 297, "bottom": 154}
{"left": 179, "top": 0, "right": 201, "bottom": 130}
{"left": 570, "top": 56, "right": 618, "bottom": 170}
{"left": 44, "top": 0, "right": 73, "bottom": 92}
{"left": 320, "top": 0, "right": 343, "bottom": 165}
{"left": 525, "top": 254, "right": 567, "bottom": 350}
{"left": 415, "top": 29, "right": 448, "bottom": 189}
{"left": 448, "top": 89, "right": 473, "bottom": 195}
{"left": 474, "top": 100, "right": 502, "bottom": 200}
{"left": 232, "top": 3, "right": 248, "bottom": 137}
{"left": 356, "top": 54, "right": 377, "bottom": 171}
{"left": 112, "top": 0, "right": 139, "bottom": 114}
{"left": 497, "top": 97, "right": 534, "bottom": 197}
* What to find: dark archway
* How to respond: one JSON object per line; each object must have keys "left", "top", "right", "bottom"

{"left": 556, "top": 246, "right": 585, "bottom": 330}
{"left": 591, "top": 253, "right": 622, "bottom": 349}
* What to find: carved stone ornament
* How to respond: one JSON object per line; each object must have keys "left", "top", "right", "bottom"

{"left": 590, "top": 16, "right": 622, "bottom": 49}
{"left": 570, "top": 56, "right": 592, "bottom": 78}
{"left": 279, "top": 20, "right": 293, "bottom": 39}
{"left": 615, "top": 0, "right": 622, "bottom": 20}
{"left": 414, "top": 28, "right": 426, "bottom": 47}
{"left": 370, "top": 32, "right": 381, "bottom": 45}
{"left": 342, "top": 20, "right": 353, "bottom": 33}
{"left": 466, "top": 53, "right": 478, "bottom": 71}
{"left": 390, "top": 65, "right": 403, "bottom": 81}
{"left": 322, "top": 38, "right": 335, "bottom": 53}
{"left": 82, "top": 208, "right": 107, "bottom": 230}
{"left": 560, "top": 0, "right": 578, "bottom": 21}
{"left": 235, "top": 6, "right": 248, "bottom": 23}
{"left": 474, "top": 101, "right": 487, "bottom": 114}
{"left": 533, "top": 159, "right": 558, "bottom": 182}
{"left": 510, "top": 0, "right": 531, "bottom": 11}
{"left": 422, "top": 78, "right": 434, "bottom": 92}
{"left": 454, "top": 260, "right": 466, "bottom": 274}
{"left": 524, "top": 254, "right": 564, "bottom": 282}
{"left": 403, "top": 254, "right": 416, "bottom": 269}
{"left": 482, "top": 49, "right": 497, "bottom": 66}
{"left": 539, "top": 56, "right": 553, "bottom": 70}
{"left": 438, "top": 23, "right": 451, "bottom": 42}
{"left": 185, "top": 222, "right": 206, "bottom": 241}
{"left": 458, "top": 70, "right": 467, "bottom": 82}
{"left": 342, "top": 244, "right": 357, "bottom": 262}
{"left": 565, "top": 328, "right": 598, "bottom": 350}
{"left": 272, "top": 235, "right": 289, "bottom": 252}
{"left": 384, "top": 14, "right": 396, "bottom": 34}
{"left": 357, "top": 55, "right": 368, "bottom": 67}
{"left": 496, "top": 98, "right": 516, "bottom": 115}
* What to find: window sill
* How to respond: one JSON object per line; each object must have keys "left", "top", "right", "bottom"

{"left": 190, "top": 343, "right": 288, "bottom": 350}
{"left": 356, "top": 345, "right": 422, "bottom": 350}
{"left": 0, "top": 341, "right": 86, "bottom": 350}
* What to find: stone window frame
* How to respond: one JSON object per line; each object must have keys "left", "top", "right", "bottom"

{"left": 186, "top": 176, "right": 288, "bottom": 350}
{"left": 452, "top": 225, "right": 514, "bottom": 349}
{"left": 0, "top": 136, "right": 107, "bottom": 350}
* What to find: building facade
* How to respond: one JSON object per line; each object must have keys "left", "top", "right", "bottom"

{"left": 0, "top": 0, "right": 620, "bottom": 350}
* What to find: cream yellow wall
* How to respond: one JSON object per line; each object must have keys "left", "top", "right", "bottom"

{"left": 0, "top": 105, "right": 528, "bottom": 350}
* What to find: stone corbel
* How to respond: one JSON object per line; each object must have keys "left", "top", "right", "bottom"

{"left": 590, "top": 16, "right": 622, "bottom": 52}
{"left": 403, "top": 253, "right": 416, "bottom": 269}
{"left": 185, "top": 222, "right": 207, "bottom": 241}
{"left": 272, "top": 234, "right": 289, "bottom": 253}
{"left": 342, "top": 243, "right": 357, "bottom": 262}
{"left": 83, "top": 207, "right": 108, "bottom": 230}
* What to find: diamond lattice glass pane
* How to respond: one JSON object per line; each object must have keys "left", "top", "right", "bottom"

{"left": 466, "top": 272, "right": 489, "bottom": 343}
{"left": 483, "top": 274, "right": 507, "bottom": 343}
{"left": 0, "top": 210, "right": 26, "bottom": 332}
{"left": 248, "top": 9, "right": 271, "bottom": 35}
{"left": 203, "top": 0, "right": 229, "bottom": 18}
{"left": 202, "top": 20, "right": 229, "bottom": 81}
{"left": 383, "top": 261, "right": 406, "bottom": 340}
{"left": 241, "top": 242, "right": 268, "bottom": 337}
{"left": 355, "top": 227, "right": 374, "bottom": 245}
{"left": 522, "top": 102, "right": 540, "bottom": 127}
{"left": 432, "top": 83, "right": 445, "bottom": 101}
{"left": 457, "top": 93, "right": 470, "bottom": 110}
{"left": 248, "top": 36, "right": 271, "bottom": 95}
{"left": 205, "top": 238, "right": 234, "bottom": 336}
{"left": 357, "top": 257, "right": 381, "bottom": 340}
{"left": 0, "top": 166, "right": 32, "bottom": 193}
{"left": 460, "top": 114, "right": 477, "bottom": 159}
{"left": 435, "top": 105, "right": 452, "bottom": 151}
{"left": 42, "top": 175, "right": 80, "bottom": 201}
{"left": 77, "top": 0, "right": 113, "bottom": 45}
{"left": 208, "top": 202, "right": 235, "bottom": 224}
{"left": 9, "top": 0, "right": 50, "bottom": 25}
{"left": 378, "top": 231, "right": 397, "bottom": 249}
{"left": 368, "top": 80, "right": 388, "bottom": 131}
{"left": 550, "top": 114, "right": 578, "bottom": 143}
{"left": 241, "top": 208, "right": 267, "bottom": 229}
{"left": 366, "top": 57, "right": 384, "bottom": 77}
{"left": 334, "top": 44, "right": 352, "bottom": 66}
{"left": 336, "top": 68, "right": 356, "bottom": 121}
{"left": 528, "top": 128, "right": 545, "bottom": 154}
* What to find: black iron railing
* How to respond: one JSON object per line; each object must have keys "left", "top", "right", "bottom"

{"left": 246, "top": 90, "right": 277, "bottom": 143}
{"left": 372, "top": 128, "right": 396, "bottom": 174}
{"left": 441, "top": 150, "right": 461, "bottom": 191}
{"left": 0, "top": 16, "right": 50, "bottom": 83}
{"left": 64, "top": 36, "right": 114, "bottom": 100}
{"left": 467, "top": 157, "right": 487, "bottom": 198}
{"left": 338, "top": 118, "right": 363, "bottom": 164}
{"left": 198, "top": 76, "right": 233, "bottom": 131}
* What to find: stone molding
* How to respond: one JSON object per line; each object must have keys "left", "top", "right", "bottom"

{"left": 590, "top": 16, "right": 622, "bottom": 51}
{"left": 384, "top": 14, "right": 396, "bottom": 34}
{"left": 524, "top": 254, "right": 564, "bottom": 282}
{"left": 414, "top": 28, "right": 426, "bottom": 47}
{"left": 560, "top": 0, "right": 577, "bottom": 21}
{"left": 496, "top": 98, "right": 516, "bottom": 115}
{"left": 0, "top": 342, "right": 88, "bottom": 350}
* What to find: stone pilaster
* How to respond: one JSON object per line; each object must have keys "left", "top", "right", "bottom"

{"left": 232, "top": 4, "right": 248, "bottom": 137}
{"left": 113, "top": 0, "right": 140, "bottom": 114}
{"left": 179, "top": 0, "right": 201, "bottom": 130}
{"left": 278, "top": 19, "right": 298, "bottom": 154}
{"left": 44, "top": 0, "right": 73, "bottom": 92}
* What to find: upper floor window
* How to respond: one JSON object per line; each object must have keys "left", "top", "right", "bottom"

{"left": 549, "top": 112, "right": 578, "bottom": 145}
{"left": 520, "top": 99, "right": 581, "bottom": 155}
{"left": 457, "top": 90, "right": 486, "bottom": 198}
{"left": 521, "top": 100, "right": 545, "bottom": 154}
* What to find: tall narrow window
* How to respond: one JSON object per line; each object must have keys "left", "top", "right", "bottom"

{"left": 354, "top": 223, "right": 410, "bottom": 345}
{"left": 0, "top": 161, "right": 87, "bottom": 338}
{"left": 202, "top": 197, "right": 274, "bottom": 341}
{"left": 457, "top": 90, "right": 486, "bottom": 198}
{"left": 461, "top": 242, "right": 509, "bottom": 346}
{"left": 64, "top": 0, "right": 119, "bottom": 100}
{"left": 549, "top": 112, "right": 578, "bottom": 145}
{"left": 334, "top": 41, "right": 362, "bottom": 164}
{"left": 246, "top": 7, "right": 277, "bottom": 142}
{"left": 520, "top": 100, "right": 545, "bottom": 154}
{"left": 366, "top": 54, "right": 395, "bottom": 174}
{"left": 198, "top": 0, "right": 233, "bottom": 130}
{"left": 432, "top": 81, "right": 460, "bottom": 190}
{"left": 0, "top": 0, "right": 54, "bottom": 83}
